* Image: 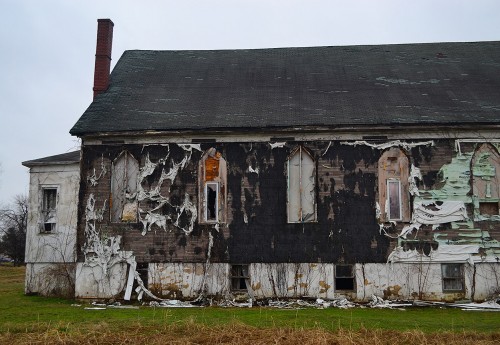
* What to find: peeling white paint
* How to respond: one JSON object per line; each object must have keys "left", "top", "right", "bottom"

{"left": 173, "top": 193, "right": 197, "bottom": 235}
{"left": 408, "top": 164, "right": 422, "bottom": 196}
{"left": 269, "top": 142, "right": 286, "bottom": 149}
{"left": 247, "top": 165, "right": 259, "bottom": 174}
{"left": 87, "top": 155, "right": 106, "bottom": 186}
{"left": 321, "top": 141, "right": 332, "bottom": 156}
{"left": 137, "top": 144, "right": 199, "bottom": 236}
{"left": 388, "top": 244, "right": 480, "bottom": 264}
{"left": 399, "top": 201, "right": 469, "bottom": 238}
{"left": 341, "top": 140, "right": 434, "bottom": 151}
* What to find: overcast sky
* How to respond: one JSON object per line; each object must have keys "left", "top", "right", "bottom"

{"left": 0, "top": 0, "right": 499, "bottom": 206}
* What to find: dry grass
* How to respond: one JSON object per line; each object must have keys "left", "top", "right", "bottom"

{"left": 1, "top": 320, "right": 499, "bottom": 345}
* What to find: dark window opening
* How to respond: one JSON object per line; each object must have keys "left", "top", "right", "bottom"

{"left": 442, "top": 263, "right": 464, "bottom": 292}
{"left": 206, "top": 182, "right": 218, "bottom": 221}
{"left": 335, "top": 265, "right": 354, "bottom": 291}
{"left": 231, "top": 264, "right": 249, "bottom": 291}
{"left": 479, "top": 202, "right": 499, "bottom": 216}
{"left": 44, "top": 223, "right": 56, "bottom": 232}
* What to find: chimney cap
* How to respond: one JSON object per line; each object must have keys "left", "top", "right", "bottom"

{"left": 97, "top": 18, "right": 114, "bottom": 25}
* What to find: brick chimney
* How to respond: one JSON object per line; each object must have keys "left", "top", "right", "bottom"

{"left": 93, "top": 19, "right": 114, "bottom": 99}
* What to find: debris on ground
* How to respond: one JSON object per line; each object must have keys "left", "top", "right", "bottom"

{"left": 368, "top": 295, "right": 412, "bottom": 309}
{"left": 414, "top": 297, "right": 500, "bottom": 311}
{"left": 77, "top": 294, "right": 500, "bottom": 311}
{"left": 149, "top": 300, "right": 197, "bottom": 308}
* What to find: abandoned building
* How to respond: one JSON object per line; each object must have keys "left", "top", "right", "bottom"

{"left": 23, "top": 19, "right": 500, "bottom": 302}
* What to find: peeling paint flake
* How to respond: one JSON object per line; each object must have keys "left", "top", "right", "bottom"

{"left": 269, "top": 142, "right": 286, "bottom": 149}
{"left": 341, "top": 140, "right": 434, "bottom": 151}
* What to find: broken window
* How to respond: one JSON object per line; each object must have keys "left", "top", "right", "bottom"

{"left": 378, "top": 148, "right": 410, "bottom": 222}
{"left": 335, "top": 265, "right": 355, "bottom": 290}
{"left": 199, "top": 148, "right": 227, "bottom": 223}
{"left": 231, "top": 264, "right": 250, "bottom": 291}
{"left": 205, "top": 182, "right": 218, "bottom": 221}
{"left": 287, "top": 146, "right": 316, "bottom": 223}
{"left": 110, "top": 151, "right": 139, "bottom": 222}
{"left": 441, "top": 263, "right": 464, "bottom": 292}
{"left": 41, "top": 187, "right": 57, "bottom": 232}
{"left": 472, "top": 144, "right": 500, "bottom": 217}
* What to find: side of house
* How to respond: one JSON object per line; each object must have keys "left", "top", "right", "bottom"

{"left": 22, "top": 151, "right": 80, "bottom": 297}
{"left": 73, "top": 134, "right": 500, "bottom": 302}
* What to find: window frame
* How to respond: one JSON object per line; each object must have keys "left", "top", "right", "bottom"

{"left": 377, "top": 148, "right": 410, "bottom": 222}
{"left": 40, "top": 186, "right": 58, "bottom": 233}
{"left": 199, "top": 148, "right": 227, "bottom": 224}
{"left": 335, "top": 264, "right": 355, "bottom": 291}
{"left": 230, "top": 264, "right": 250, "bottom": 291}
{"left": 387, "top": 178, "right": 402, "bottom": 221}
{"left": 441, "top": 263, "right": 464, "bottom": 292}
{"left": 204, "top": 181, "right": 219, "bottom": 223}
{"left": 287, "top": 146, "right": 317, "bottom": 223}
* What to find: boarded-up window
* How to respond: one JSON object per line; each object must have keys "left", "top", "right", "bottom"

{"left": 41, "top": 187, "right": 57, "bottom": 232}
{"left": 387, "top": 179, "right": 402, "bottom": 220}
{"left": 472, "top": 144, "right": 500, "bottom": 217}
{"left": 378, "top": 149, "right": 410, "bottom": 222}
{"left": 111, "top": 152, "right": 139, "bottom": 222}
{"left": 287, "top": 147, "right": 316, "bottom": 223}
{"left": 199, "top": 148, "right": 227, "bottom": 223}
{"left": 441, "top": 263, "right": 464, "bottom": 292}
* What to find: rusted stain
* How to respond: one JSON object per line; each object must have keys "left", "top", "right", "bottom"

{"left": 205, "top": 156, "right": 219, "bottom": 181}
{"left": 121, "top": 202, "right": 137, "bottom": 222}
{"left": 319, "top": 281, "right": 331, "bottom": 289}
{"left": 194, "top": 265, "right": 204, "bottom": 275}
{"left": 251, "top": 282, "right": 262, "bottom": 290}
{"left": 383, "top": 285, "right": 402, "bottom": 299}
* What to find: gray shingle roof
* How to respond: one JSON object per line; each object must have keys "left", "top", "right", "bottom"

{"left": 70, "top": 41, "right": 500, "bottom": 136}
{"left": 22, "top": 151, "right": 80, "bottom": 167}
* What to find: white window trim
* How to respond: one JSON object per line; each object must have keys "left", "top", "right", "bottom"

{"left": 387, "top": 178, "right": 402, "bottom": 221}
{"left": 205, "top": 181, "right": 219, "bottom": 223}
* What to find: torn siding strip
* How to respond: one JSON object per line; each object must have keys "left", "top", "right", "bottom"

{"left": 341, "top": 140, "right": 434, "bottom": 150}
{"left": 408, "top": 164, "right": 422, "bottom": 196}
{"left": 87, "top": 155, "right": 107, "bottom": 186}
{"left": 269, "top": 142, "right": 286, "bottom": 149}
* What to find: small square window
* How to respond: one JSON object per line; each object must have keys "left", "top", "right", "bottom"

{"left": 335, "top": 265, "right": 355, "bottom": 291}
{"left": 231, "top": 264, "right": 249, "bottom": 291}
{"left": 441, "top": 263, "right": 464, "bottom": 292}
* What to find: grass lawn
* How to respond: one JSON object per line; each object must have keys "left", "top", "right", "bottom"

{"left": 1, "top": 265, "right": 499, "bottom": 344}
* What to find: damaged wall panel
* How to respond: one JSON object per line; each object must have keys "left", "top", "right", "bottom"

{"left": 71, "top": 138, "right": 500, "bottom": 302}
